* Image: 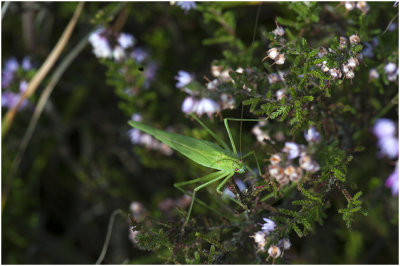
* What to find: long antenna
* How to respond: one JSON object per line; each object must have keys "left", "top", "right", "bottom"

{"left": 239, "top": 4, "right": 261, "bottom": 159}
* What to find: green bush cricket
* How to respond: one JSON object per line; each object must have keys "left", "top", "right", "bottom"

{"left": 129, "top": 113, "right": 262, "bottom": 225}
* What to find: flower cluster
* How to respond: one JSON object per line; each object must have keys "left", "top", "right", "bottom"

{"left": 89, "top": 27, "right": 135, "bottom": 61}
{"left": 384, "top": 62, "right": 399, "bottom": 82}
{"left": 176, "top": 68, "right": 236, "bottom": 118}
{"left": 2, "top": 57, "right": 34, "bottom": 111}
{"left": 267, "top": 126, "right": 321, "bottom": 186}
{"left": 262, "top": 24, "right": 287, "bottom": 65}
{"left": 128, "top": 114, "right": 173, "bottom": 155}
{"left": 262, "top": 47, "right": 286, "bottom": 65}
{"left": 316, "top": 33, "right": 361, "bottom": 81}
{"left": 250, "top": 217, "right": 291, "bottom": 260}
{"left": 342, "top": 1, "right": 370, "bottom": 14}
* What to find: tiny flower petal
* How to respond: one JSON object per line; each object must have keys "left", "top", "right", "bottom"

{"left": 377, "top": 137, "right": 399, "bottom": 159}
{"left": 278, "top": 238, "right": 292, "bottom": 250}
{"left": 261, "top": 218, "right": 276, "bottom": 233}
{"left": 118, "top": 33, "right": 135, "bottom": 49}
{"left": 175, "top": 70, "right": 194, "bottom": 88}
{"left": 176, "top": 1, "right": 197, "bottom": 14}
{"left": 181, "top": 96, "right": 198, "bottom": 114}
{"left": 373, "top": 118, "right": 396, "bottom": 139}
{"left": 282, "top": 142, "right": 300, "bottom": 159}
{"left": 304, "top": 126, "right": 321, "bottom": 143}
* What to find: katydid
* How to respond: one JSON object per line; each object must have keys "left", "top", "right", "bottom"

{"left": 128, "top": 113, "right": 262, "bottom": 225}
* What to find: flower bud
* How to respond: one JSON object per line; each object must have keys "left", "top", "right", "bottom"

{"left": 347, "top": 57, "right": 359, "bottom": 68}
{"left": 273, "top": 26, "right": 285, "bottom": 36}
{"left": 344, "top": 1, "right": 356, "bottom": 11}
{"left": 342, "top": 64, "right": 350, "bottom": 74}
{"left": 266, "top": 48, "right": 279, "bottom": 60}
{"left": 369, "top": 68, "right": 379, "bottom": 80}
{"left": 349, "top": 34, "right": 360, "bottom": 45}
{"left": 268, "top": 245, "right": 282, "bottom": 258}
{"left": 270, "top": 154, "right": 282, "bottom": 165}
{"left": 275, "top": 53, "right": 286, "bottom": 65}
{"left": 318, "top": 47, "right": 328, "bottom": 58}
{"left": 329, "top": 68, "right": 342, "bottom": 79}
{"left": 345, "top": 70, "right": 355, "bottom": 79}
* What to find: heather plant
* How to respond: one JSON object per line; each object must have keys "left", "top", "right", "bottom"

{"left": 2, "top": 2, "right": 398, "bottom": 264}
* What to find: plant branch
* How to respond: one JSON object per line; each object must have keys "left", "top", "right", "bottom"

{"left": 2, "top": 2, "right": 84, "bottom": 138}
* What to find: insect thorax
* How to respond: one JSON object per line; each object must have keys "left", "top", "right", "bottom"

{"left": 215, "top": 153, "right": 245, "bottom": 173}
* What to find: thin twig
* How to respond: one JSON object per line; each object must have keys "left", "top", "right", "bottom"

{"left": 111, "top": 3, "right": 130, "bottom": 32}
{"left": 96, "top": 209, "right": 126, "bottom": 265}
{"left": 2, "top": 2, "right": 85, "bottom": 138}
{"left": 382, "top": 13, "right": 398, "bottom": 35}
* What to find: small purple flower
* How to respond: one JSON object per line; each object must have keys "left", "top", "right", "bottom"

{"left": 2, "top": 57, "right": 19, "bottom": 88}
{"left": 282, "top": 142, "right": 300, "bottom": 160}
{"left": 181, "top": 96, "right": 198, "bottom": 114}
{"left": 223, "top": 179, "right": 246, "bottom": 198}
{"left": 261, "top": 218, "right": 276, "bottom": 233}
{"left": 388, "top": 22, "right": 397, "bottom": 32}
{"left": 384, "top": 63, "right": 397, "bottom": 75}
{"left": 144, "top": 62, "right": 158, "bottom": 81}
{"left": 304, "top": 126, "right": 321, "bottom": 143}
{"left": 373, "top": 118, "right": 396, "bottom": 139}
{"left": 89, "top": 28, "right": 113, "bottom": 59}
{"left": 19, "top": 80, "right": 28, "bottom": 93}
{"left": 131, "top": 113, "right": 143, "bottom": 122}
{"left": 22, "top": 57, "right": 32, "bottom": 70}
{"left": 385, "top": 163, "right": 399, "bottom": 196}
{"left": 195, "top": 98, "right": 220, "bottom": 117}
{"left": 377, "top": 137, "right": 399, "bottom": 159}
{"left": 5, "top": 57, "right": 19, "bottom": 72}
{"left": 1, "top": 91, "right": 28, "bottom": 110}
{"left": 131, "top": 48, "right": 149, "bottom": 63}
{"left": 278, "top": 238, "right": 291, "bottom": 250}
{"left": 175, "top": 70, "right": 194, "bottom": 88}
{"left": 112, "top": 46, "right": 126, "bottom": 61}
{"left": 176, "top": 1, "right": 197, "bottom": 14}
{"left": 128, "top": 128, "right": 142, "bottom": 144}
{"left": 362, "top": 42, "right": 374, "bottom": 58}
{"left": 117, "top": 33, "right": 135, "bottom": 49}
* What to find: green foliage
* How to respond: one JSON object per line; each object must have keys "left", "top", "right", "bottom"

{"left": 2, "top": 1, "right": 398, "bottom": 264}
{"left": 338, "top": 191, "right": 368, "bottom": 228}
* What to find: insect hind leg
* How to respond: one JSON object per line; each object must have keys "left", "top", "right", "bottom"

{"left": 174, "top": 170, "right": 228, "bottom": 225}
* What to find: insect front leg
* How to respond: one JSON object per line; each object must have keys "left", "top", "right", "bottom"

{"left": 223, "top": 117, "right": 267, "bottom": 156}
